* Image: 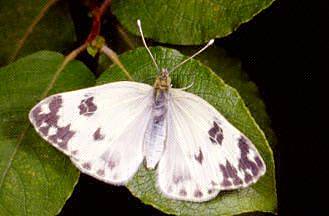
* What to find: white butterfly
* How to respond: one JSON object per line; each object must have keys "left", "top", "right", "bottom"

{"left": 29, "top": 20, "right": 266, "bottom": 202}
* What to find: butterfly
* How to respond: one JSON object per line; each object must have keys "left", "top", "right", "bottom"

{"left": 28, "top": 20, "right": 266, "bottom": 202}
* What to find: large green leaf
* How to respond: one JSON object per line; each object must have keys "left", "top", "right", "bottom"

{"left": 112, "top": 0, "right": 275, "bottom": 45}
{"left": 0, "top": 51, "right": 95, "bottom": 215}
{"left": 98, "top": 47, "right": 276, "bottom": 215}
{"left": 0, "top": 0, "right": 76, "bottom": 66}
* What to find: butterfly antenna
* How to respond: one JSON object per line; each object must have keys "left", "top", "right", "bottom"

{"left": 169, "top": 39, "right": 215, "bottom": 74}
{"left": 137, "top": 19, "right": 160, "bottom": 72}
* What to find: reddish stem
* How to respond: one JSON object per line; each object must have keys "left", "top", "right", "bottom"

{"left": 85, "top": 0, "right": 112, "bottom": 44}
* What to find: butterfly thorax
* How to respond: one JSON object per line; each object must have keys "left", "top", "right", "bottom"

{"left": 154, "top": 68, "right": 171, "bottom": 91}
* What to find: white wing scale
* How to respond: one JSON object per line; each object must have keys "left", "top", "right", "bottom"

{"left": 29, "top": 81, "right": 153, "bottom": 184}
{"left": 157, "top": 88, "right": 266, "bottom": 202}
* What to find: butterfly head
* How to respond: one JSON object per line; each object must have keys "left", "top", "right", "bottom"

{"left": 154, "top": 68, "right": 171, "bottom": 90}
{"left": 137, "top": 19, "right": 214, "bottom": 91}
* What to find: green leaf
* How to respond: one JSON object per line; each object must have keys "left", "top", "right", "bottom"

{"left": 179, "top": 46, "right": 277, "bottom": 146}
{"left": 0, "top": 0, "right": 76, "bottom": 66}
{"left": 112, "top": 0, "right": 275, "bottom": 45}
{"left": 97, "top": 47, "right": 277, "bottom": 215}
{"left": 0, "top": 51, "right": 95, "bottom": 215}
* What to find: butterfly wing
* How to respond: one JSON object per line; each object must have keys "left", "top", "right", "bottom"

{"left": 29, "top": 81, "right": 153, "bottom": 184}
{"left": 157, "top": 88, "right": 266, "bottom": 202}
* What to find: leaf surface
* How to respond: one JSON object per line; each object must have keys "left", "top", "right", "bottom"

{"left": 0, "top": 51, "right": 95, "bottom": 215}
{"left": 112, "top": 0, "right": 274, "bottom": 44}
{"left": 0, "top": 0, "right": 75, "bottom": 66}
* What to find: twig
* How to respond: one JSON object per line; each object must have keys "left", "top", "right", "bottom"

{"left": 116, "top": 24, "right": 136, "bottom": 49}
{"left": 85, "top": 0, "right": 112, "bottom": 44}
{"left": 41, "top": 43, "right": 89, "bottom": 98}
{"left": 101, "top": 45, "right": 133, "bottom": 81}
{"left": 40, "top": 0, "right": 113, "bottom": 96}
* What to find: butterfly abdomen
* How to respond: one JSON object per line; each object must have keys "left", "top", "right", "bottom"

{"left": 143, "top": 89, "right": 168, "bottom": 169}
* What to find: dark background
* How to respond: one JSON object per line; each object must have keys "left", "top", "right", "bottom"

{"left": 61, "top": 0, "right": 327, "bottom": 215}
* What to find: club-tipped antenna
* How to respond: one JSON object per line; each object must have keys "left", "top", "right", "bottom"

{"left": 137, "top": 19, "right": 160, "bottom": 72}
{"left": 169, "top": 39, "right": 215, "bottom": 74}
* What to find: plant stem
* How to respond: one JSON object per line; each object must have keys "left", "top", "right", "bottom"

{"left": 85, "top": 0, "right": 112, "bottom": 44}
{"left": 41, "top": 43, "right": 89, "bottom": 98}
{"left": 101, "top": 45, "right": 133, "bottom": 81}
{"left": 116, "top": 24, "right": 136, "bottom": 49}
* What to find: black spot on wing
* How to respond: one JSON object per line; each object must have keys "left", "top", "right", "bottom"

{"left": 39, "top": 126, "right": 50, "bottom": 136}
{"left": 82, "top": 162, "right": 92, "bottom": 170}
{"left": 254, "top": 156, "right": 264, "bottom": 168}
{"left": 194, "top": 148, "right": 204, "bottom": 164}
{"left": 31, "top": 106, "right": 44, "bottom": 126}
{"left": 194, "top": 189, "right": 203, "bottom": 198}
{"left": 32, "top": 96, "right": 62, "bottom": 134}
{"left": 179, "top": 189, "right": 187, "bottom": 196}
{"left": 108, "top": 160, "right": 117, "bottom": 170}
{"left": 208, "top": 121, "right": 224, "bottom": 145}
{"left": 208, "top": 121, "right": 219, "bottom": 137}
{"left": 78, "top": 96, "right": 97, "bottom": 116}
{"left": 49, "top": 96, "right": 62, "bottom": 112}
{"left": 32, "top": 96, "right": 76, "bottom": 150}
{"left": 209, "top": 137, "right": 216, "bottom": 144}
{"left": 237, "top": 136, "right": 265, "bottom": 183}
{"left": 244, "top": 173, "right": 253, "bottom": 183}
{"left": 219, "top": 160, "right": 243, "bottom": 187}
{"left": 173, "top": 173, "right": 191, "bottom": 185}
{"left": 93, "top": 128, "right": 105, "bottom": 140}
{"left": 48, "top": 124, "right": 75, "bottom": 149}
{"left": 173, "top": 175, "right": 183, "bottom": 184}
{"left": 238, "top": 136, "right": 250, "bottom": 155}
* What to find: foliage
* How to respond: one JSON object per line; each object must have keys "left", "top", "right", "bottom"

{"left": 0, "top": 0, "right": 276, "bottom": 215}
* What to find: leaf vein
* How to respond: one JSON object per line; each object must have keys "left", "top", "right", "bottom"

{"left": 8, "top": 0, "right": 60, "bottom": 63}
{"left": 12, "top": 167, "right": 27, "bottom": 216}
{"left": 0, "top": 124, "right": 30, "bottom": 192}
{"left": 29, "top": 141, "right": 50, "bottom": 211}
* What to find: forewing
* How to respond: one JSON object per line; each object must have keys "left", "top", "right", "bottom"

{"left": 29, "top": 81, "right": 153, "bottom": 184}
{"left": 157, "top": 88, "right": 266, "bottom": 202}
